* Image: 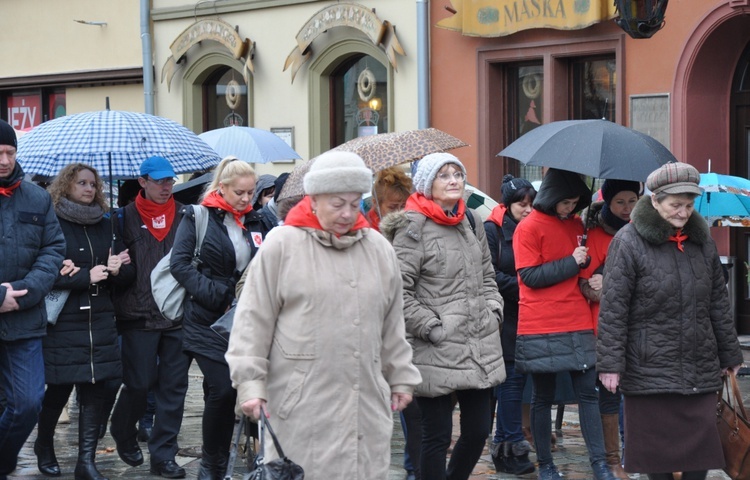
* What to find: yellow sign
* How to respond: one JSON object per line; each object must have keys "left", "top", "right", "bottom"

{"left": 162, "top": 19, "right": 255, "bottom": 92}
{"left": 284, "top": 3, "right": 405, "bottom": 83}
{"left": 438, "top": 0, "right": 617, "bottom": 37}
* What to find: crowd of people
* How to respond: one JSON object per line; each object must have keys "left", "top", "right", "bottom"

{"left": 0, "top": 115, "right": 744, "bottom": 480}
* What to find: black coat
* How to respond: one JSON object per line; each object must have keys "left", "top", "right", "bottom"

{"left": 171, "top": 205, "right": 270, "bottom": 362}
{"left": 43, "top": 215, "right": 135, "bottom": 385}
{"left": 597, "top": 196, "right": 743, "bottom": 395}
{"left": 0, "top": 167, "right": 66, "bottom": 342}
{"left": 485, "top": 211, "right": 521, "bottom": 363}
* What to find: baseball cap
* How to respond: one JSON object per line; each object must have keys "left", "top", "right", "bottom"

{"left": 140, "top": 156, "right": 176, "bottom": 180}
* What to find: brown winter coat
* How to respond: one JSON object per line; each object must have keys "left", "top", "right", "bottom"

{"left": 381, "top": 210, "right": 506, "bottom": 397}
{"left": 226, "top": 225, "right": 421, "bottom": 479}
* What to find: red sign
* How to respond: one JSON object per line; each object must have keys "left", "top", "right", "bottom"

{"left": 7, "top": 94, "right": 42, "bottom": 130}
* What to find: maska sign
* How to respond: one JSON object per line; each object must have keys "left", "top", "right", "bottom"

{"left": 438, "top": 0, "right": 617, "bottom": 37}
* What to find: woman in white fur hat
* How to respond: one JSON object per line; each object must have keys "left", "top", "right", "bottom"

{"left": 226, "top": 151, "right": 421, "bottom": 479}
{"left": 380, "top": 152, "right": 505, "bottom": 480}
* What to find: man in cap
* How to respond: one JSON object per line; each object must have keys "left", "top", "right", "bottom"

{"left": 110, "top": 156, "right": 190, "bottom": 478}
{"left": 0, "top": 119, "right": 66, "bottom": 479}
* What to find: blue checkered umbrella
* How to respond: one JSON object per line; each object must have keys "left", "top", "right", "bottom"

{"left": 17, "top": 110, "right": 221, "bottom": 178}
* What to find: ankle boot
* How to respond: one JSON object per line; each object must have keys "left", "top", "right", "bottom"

{"left": 74, "top": 403, "right": 108, "bottom": 480}
{"left": 489, "top": 441, "right": 506, "bottom": 472}
{"left": 502, "top": 441, "right": 535, "bottom": 475}
{"left": 601, "top": 414, "right": 628, "bottom": 479}
{"left": 197, "top": 448, "right": 217, "bottom": 480}
{"left": 35, "top": 406, "right": 63, "bottom": 477}
{"left": 592, "top": 459, "right": 617, "bottom": 480}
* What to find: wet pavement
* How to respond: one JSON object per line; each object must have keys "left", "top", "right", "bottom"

{"left": 7, "top": 345, "right": 750, "bottom": 480}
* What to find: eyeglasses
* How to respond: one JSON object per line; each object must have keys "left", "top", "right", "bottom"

{"left": 436, "top": 171, "right": 466, "bottom": 183}
{"left": 146, "top": 177, "right": 176, "bottom": 186}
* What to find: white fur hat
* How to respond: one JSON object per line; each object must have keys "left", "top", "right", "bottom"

{"left": 304, "top": 151, "right": 373, "bottom": 196}
{"left": 412, "top": 152, "right": 467, "bottom": 199}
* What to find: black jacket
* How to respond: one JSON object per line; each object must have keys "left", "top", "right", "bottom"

{"left": 43, "top": 216, "right": 135, "bottom": 385}
{"left": 0, "top": 167, "right": 66, "bottom": 341}
{"left": 597, "top": 196, "right": 743, "bottom": 395}
{"left": 171, "top": 205, "right": 270, "bottom": 362}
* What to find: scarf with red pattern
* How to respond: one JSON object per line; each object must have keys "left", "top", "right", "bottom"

{"left": 135, "top": 193, "right": 175, "bottom": 242}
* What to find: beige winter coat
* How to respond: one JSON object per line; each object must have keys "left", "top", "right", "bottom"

{"left": 381, "top": 210, "right": 506, "bottom": 397}
{"left": 226, "top": 225, "right": 421, "bottom": 480}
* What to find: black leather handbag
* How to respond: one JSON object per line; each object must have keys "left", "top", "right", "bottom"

{"left": 245, "top": 408, "right": 304, "bottom": 480}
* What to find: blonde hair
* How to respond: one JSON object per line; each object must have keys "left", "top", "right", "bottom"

{"left": 48, "top": 163, "right": 108, "bottom": 211}
{"left": 200, "top": 156, "right": 257, "bottom": 201}
{"left": 372, "top": 166, "right": 412, "bottom": 207}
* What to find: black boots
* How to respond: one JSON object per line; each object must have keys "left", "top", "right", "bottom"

{"left": 197, "top": 448, "right": 228, "bottom": 480}
{"left": 34, "top": 406, "right": 62, "bottom": 477}
{"left": 592, "top": 459, "right": 618, "bottom": 480}
{"left": 74, "top": 403, "right": 108, "bottom": 480}
{"left": 489, "top": 440, "right": 535, "bottom": 475}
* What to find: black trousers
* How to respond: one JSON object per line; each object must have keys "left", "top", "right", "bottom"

{"left": 110, "top": 328, "right": 190, "bottom": 465}
{"left": 189, "top": 352, "right": 237, "bottom": 458}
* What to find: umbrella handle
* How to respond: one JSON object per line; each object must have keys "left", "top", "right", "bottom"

{"left": 580, "top": 256, "right": 591, "bottom": 269}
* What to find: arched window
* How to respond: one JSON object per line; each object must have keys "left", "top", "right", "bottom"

{"left": 203, "top": 67, "right": 249, "bottom": 129}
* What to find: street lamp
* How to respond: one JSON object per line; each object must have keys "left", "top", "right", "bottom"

{"left": 613, "top": 0, "right": 669, "bottom": 39}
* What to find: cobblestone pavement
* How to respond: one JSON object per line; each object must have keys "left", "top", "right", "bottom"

{"left": 8, "top": 352, "right": 750, "bottom": 480}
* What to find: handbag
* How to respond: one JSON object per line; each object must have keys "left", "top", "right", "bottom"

{"left": 44, "top": 289, "right": 71, "bottom": 325}
{"left": 717, "top": 370, "right": 750, "bottom": 480}
{"left": 245, "top": 407, "right": 304, "bottom": 480}
{"left": 210, "top": 303, "right": 236, "bottom": 344}
{"left": 151, "top": 205, "right": 208, "bottom": 321}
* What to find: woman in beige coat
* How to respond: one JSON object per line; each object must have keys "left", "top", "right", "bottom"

{"left": 381, "top": 152, "right": 505, "bottom": 480}
{"left": 226, "top": 151, "right": 421, "bottom": 479}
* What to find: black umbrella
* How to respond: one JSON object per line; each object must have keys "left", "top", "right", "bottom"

{"left": 173, "top": 172, "right": 213, "bottom": 205}
{"left": 497, "top": 119, "right": 675, "bottom": 182}
{"left": 498, "top": 119, "right": 675, "bottom": 266}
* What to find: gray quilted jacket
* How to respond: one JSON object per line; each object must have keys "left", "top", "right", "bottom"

{"left": 597, "top": 196, "right": 743, "bottom": 395}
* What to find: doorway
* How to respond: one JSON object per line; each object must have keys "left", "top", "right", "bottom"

{"left": 731, "top": 42, "right": 750, "bottom": 334}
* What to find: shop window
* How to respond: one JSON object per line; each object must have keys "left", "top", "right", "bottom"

{"left": 506, "top": 63, "right": 544, "bottom": 184}
{"left": 203, "top": 67, "right": 249, "bottom": 129}
{"left": 3, "top": 89, "right": 65, "bottom": 130}
{"left": 330, "top": 55, "right": 388, "bottom": 146}
{"left": 571, "top": 56, "right": 617, "bottom": 121}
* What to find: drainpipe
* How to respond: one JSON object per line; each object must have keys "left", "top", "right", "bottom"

{"left": 416, "top": 0, "right": 429, "bottom": 129}
{"left": 141, "top": 0, "right": 155, "bottom": 114}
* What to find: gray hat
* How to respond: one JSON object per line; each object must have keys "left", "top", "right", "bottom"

{"left": 646, "top": 162, "right": 702, "bottom": 196}
{"left": 413, "top": 152, "right": 467, "bottom": 199}
{"left": 303, "top": 151, "right": 373, "bottom": 196}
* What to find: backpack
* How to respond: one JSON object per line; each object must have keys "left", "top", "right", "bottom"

{"left": 150, "top": 205, "right": 209, "bottom": 321}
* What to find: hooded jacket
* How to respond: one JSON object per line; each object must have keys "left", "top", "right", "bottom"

{"left": 381, "top": 209, "right": 505, "bottom": 397}
{"left": 0, "top": 165, "right": 66, "bottom": 341}
{"left": 597, "top": 196, "right": 743, "bottom": 395}
{"left": 513, "top": 169, "right": 595, "bottom": 373}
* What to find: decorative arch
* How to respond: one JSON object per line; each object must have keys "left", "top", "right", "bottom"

{"left": 180, "top": 50, "right": 254, "bottom": 132}
{"left": 308, "top": 37, "right": 394, "bottom": 155}
{"left": 673, "top": 4, "right": 750, "bottom": 171}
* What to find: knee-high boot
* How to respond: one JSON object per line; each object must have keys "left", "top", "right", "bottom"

{"left": 34, "top": 406, "right": 63, "bottom": 477}
{"left": 212, "top": 452, "right": 228, "bottom": 480}
{"left": 74, "top": 403, "right": 108, "bottom": 480}
{"left": 601, "top": 414, "right": 628, "bottom": 479}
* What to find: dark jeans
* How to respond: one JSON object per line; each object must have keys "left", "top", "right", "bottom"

{"left": 110, "top": 328, "right": 190, "bottom": 465}
{"left": 531, "top": 369, "right": 605, "bottom": 466}
{"left": 401, "top": 399, "right": 422, "bottom": 478}
{"left": 190, "top": 353, "right": 237, "bottom": 458}
{"left": 418, "top": 388, "right": 492, "bottom": 480}
{"left": 493, "top": 362, "right": 526, "bottom": 444}
{"left": 0, "top": 338, "right": 45, "bottom": 475}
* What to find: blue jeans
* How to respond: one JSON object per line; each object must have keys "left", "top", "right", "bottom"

{"left": 531, "top": 368, "right": 606, "bottom": 467}
{"left": 493, "top": 362, "right": 526, "bottom": 444}
{"left": 0, "top": 338, "right": 45, "bottom": 475}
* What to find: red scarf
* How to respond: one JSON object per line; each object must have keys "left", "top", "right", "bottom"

{"left": 135, "top": 193, "right": 176, "bottom": 242}
{"left": 201, "top": 190, "right": 252, "bottom": 230}
{"left": 285, "top": 196, "right": 369, "bottom": 235}
{"left": 366, "top": 207, "right": 381, "bottom": 232}
{"left": 669, "top": 229, "right": 688, "bottom": 252}
{"left": 405, "top": 192, "right": 466, "bottom": 226}
{"left": 0, "top": 180, "right": 21, "bottom": 197}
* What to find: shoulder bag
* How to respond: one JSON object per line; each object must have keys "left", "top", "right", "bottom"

{"left": 717, "top": 370, "right": 750, "bottom": 480}
{"left": 44, "top": 289, "right": 71, "bottom": 325}
{"left": 245, "top": 407, "right": 304, "bottom": 480}
{"left": 151, "top": 205, "right": 208, "bottom": 321}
